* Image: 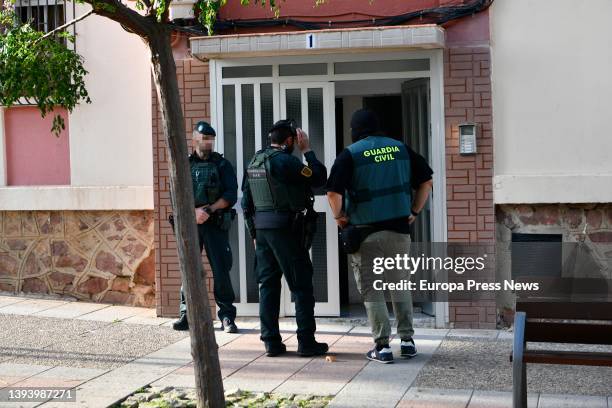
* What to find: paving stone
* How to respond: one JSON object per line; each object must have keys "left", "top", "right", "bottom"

{"left": 276, "top": 332, "right": 369, "bottom": 395}
{"left": 0, "top": 315, "right": 108, "bottom": 364}
{"left": 35, "top": 302, "right": 110, "bottom": 319}
{"left": 329, "top": 337, "right": 444, "bottom": 408}
{"left": 414, "top": 328, "right": 450, "bottom": 338}
{"left": 75, "top": 305, "right": 145, "bottom": 322}
{"left": 221, "top": 333, "right": 300, "bottom": 391}
{"left": 0, "top": 363, "right": 52, "bottom": 387}
{"left": 121, "top": 308, "right": 173, "bottom": 326}
{"left": 413, "top": 336, "right": 612, "bottom": 396}
{"left": 447, "top": 329, "right": 499, "bottom": 340}
{"left": 348, "top": 325, "right": 374, "bottom": 335}
{"left": 0, "top": 295, "right": 27, "bottom": 308}
{"left": 496, "top": 331, "right": 514, "bottom": 341}
{"left": 0, "top": 299, "right": 67, "bottom": 315}
{"left": 537, "top": 394, "right": 607, "bottom": 408}
{"left": 467, "top": 390, "right": 538, "bottom": 408}
{"left": 34, "top": 366, "right": 108, "bottom": 381}
{"left": 10, "top": 320, "right": 187, "bottom": 369}
{"left": 149, "top": 371, "right": 196, "bottom": 389}
{"left": 37, "top": 338, "right": 193, "bottom": 408}
{"left": 397, "top": 387, "right": 472, "bottom": 408}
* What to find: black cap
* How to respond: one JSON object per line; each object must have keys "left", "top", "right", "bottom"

{"left": 269, "top": 119, "right": 297, "bottom": 136}
{"left": 350, "top": 109, "right": 380, "bottom": 139}
{"left": 194, "top": 121, "right": 216, "bottom": 136}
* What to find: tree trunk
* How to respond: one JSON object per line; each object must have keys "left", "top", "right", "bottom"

{"left": 147, "top": 27, "right": 225, "bottom": 408}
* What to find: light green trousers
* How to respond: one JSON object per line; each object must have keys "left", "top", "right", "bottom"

{"left": 350, "top": 230, "right": 414, "bottom": 346}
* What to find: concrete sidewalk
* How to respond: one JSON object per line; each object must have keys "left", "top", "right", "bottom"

{"left": 1, "top": 294, "right": 611, "bottom": 408}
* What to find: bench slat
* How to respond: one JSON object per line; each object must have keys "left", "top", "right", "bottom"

{"left": 525, "top": 321, "right": 612, "bottom": 344}
{"left": 523, "top": 350, "right": 612, "bottom": 366}
{"left": 517, "top": 302, "right": 612, "bottom": 320}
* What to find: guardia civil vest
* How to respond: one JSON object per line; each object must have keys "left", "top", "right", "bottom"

{"left": 345, "top": 136, "right": 412, "bottom": 225}
{"left": 190, "top": 153, "right": 222, "bottom": 206}
{"left": 246, "top": 148, "right": 309, "bottom": 212}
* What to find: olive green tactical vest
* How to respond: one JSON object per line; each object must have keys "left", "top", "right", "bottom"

{"left": 190, "top": 153, "right": 222, "bottom": 206}
{"left": 246, "top": 148, "right": 309, "bottom": 212}
{"left": 345, "top": 136, "right": 412, "bottom": 225}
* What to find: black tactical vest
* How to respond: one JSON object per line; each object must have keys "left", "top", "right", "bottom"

{"left": 190, "top": 152, "right": 222, "bottom": 206}
{"left": 246, "top": 148, "right": 309, "bottom": 212}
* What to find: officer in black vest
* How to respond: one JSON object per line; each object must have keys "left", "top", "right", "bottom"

{"left": 172, "top": 121, "right": 239, "bottom": 333}
{"left": 242, "top": 119, "right": 329, "bottom": 357}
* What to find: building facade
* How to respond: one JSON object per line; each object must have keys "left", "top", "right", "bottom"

{"left": 154, "top": 0, "right": 495, "bottom": 328}
{"left": 3, "top": 0, "right": 611, "bottom": 329}
{"left": 0, "top": 3, "right": 155, "bottom": 306}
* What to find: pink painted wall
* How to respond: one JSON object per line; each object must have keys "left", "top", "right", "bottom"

{"left": 218, "top": 0, "right": 442, "bottom": 21}
{"left": 213, "top": 0, "right": 489, "bottom": 46}
{"left": 4, "top": 107, "right": 71, "bottom": 185}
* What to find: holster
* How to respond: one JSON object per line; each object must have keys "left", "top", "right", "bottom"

{"left": 213, "top": 208, "right": 236, "bottom": 231}
{"left": 290, "top": 208, "right": 319, "bottom": 251}
{"left": 303, "top": 208, "right": 318, "bottom": 251}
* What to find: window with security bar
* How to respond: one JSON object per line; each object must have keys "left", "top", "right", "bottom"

{"left": 14, "top": 0, "right": 76, "bottom": 49}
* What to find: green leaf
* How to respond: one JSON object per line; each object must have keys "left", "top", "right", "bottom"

{"left": 0, "top": 6, "right": 91, "bottom": 135}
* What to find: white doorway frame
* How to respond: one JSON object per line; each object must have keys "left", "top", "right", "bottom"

{"left": 209, "top": 49, "right": 448, "bottom": 327}
{"left": 279, "top": 81, "right": 338, "bottom": 316}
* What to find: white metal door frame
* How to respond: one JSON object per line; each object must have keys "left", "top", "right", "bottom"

{"left": 210, "top": 50, "right": 448, "bottom": 326}
{"left": 279, "top": 82, "right": 338, "bottom": 316}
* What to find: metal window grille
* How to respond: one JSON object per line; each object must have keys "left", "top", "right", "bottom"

{"left": 14, "top": 0, "right": 76, "bottom": 50}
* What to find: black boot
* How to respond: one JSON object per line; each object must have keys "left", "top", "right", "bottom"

{"left": 265, "top": 342, "right": 287, "bottom": 357}
{"left": 172, "top": 314, "right": 189, "bottom": 331}
{"left": 297, "top": 340, "right": 329, "bottom": 357}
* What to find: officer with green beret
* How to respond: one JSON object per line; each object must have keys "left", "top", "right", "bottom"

{"left": 172, "top": 121, "right": 239, "bottom": 333}
{"left": 241, "top": 119, "right": 329, "bottom": 357}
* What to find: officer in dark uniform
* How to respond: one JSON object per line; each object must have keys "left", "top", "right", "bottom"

{"left": 242, "top": 119, "right": 329, "bottom": 357}
{"left": 172, "top": 121, "right": 239, "bottom": 333}
{"left": 326, "top": 109, "right": 433, "bottom": 364}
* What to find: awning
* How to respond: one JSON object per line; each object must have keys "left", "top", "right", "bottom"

{"left": 190, "top": 25, "right": 445, "bottom": 59}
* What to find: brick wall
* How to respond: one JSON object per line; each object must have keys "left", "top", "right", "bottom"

{"left": 444, "top": 46, "right": 496, "bottom": 328}
{"left": 153, "top": 59, "right": 217, "bottom": 318}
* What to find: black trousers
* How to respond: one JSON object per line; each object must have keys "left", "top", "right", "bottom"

{"left": 179, "top": 222, "right": 236, "bottom": 321}
{"left": 255, "top": 227, "right": 316, "bottom": 344}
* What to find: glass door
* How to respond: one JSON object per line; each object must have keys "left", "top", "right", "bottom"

{"left": 280, "top": 82, "right": 339, "bottom": 316}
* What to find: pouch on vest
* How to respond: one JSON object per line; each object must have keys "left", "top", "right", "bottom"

{"left": 191, "top": 160, "right": 222, "bottom": 207}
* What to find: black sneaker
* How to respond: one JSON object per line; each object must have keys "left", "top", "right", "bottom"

{"left": 400, "top": 338, "right": 417, "bottom": 358}
{"left": 172, "top": 314, "right": 189, "bottom": 331}
{"left": 221, "top": 317, "right": 238, "bottom": 333}
{"left": 366, "top": 346, "right": 394, "bottom": 364}
{"left": 265, "top": 342, "right": 287, "bottom": 357}
{"left": 297, "top": 340, "right": 329, "bottom": 357}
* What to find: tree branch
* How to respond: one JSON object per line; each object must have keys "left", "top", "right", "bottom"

{"left": 36, "top": 9, "right": 94, "bottom": 42}
{"left": 80, "top": 0, "right": 153, "bottom": 37}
